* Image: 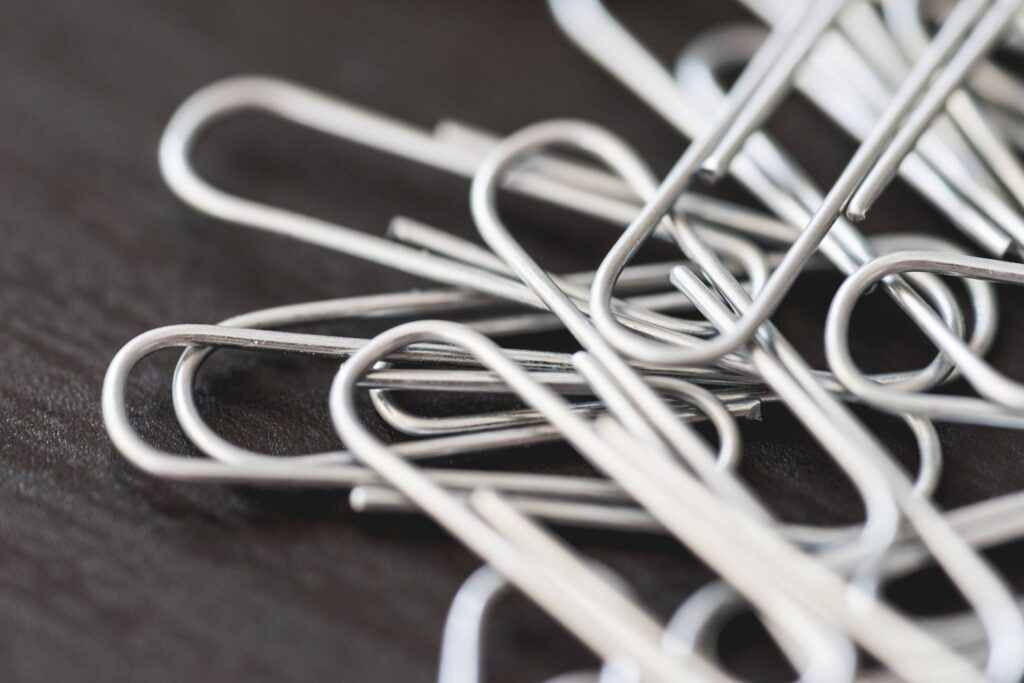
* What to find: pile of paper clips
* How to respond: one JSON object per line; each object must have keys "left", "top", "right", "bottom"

{"left": 101, "top": 0, "right": 1024, "bottom": 680}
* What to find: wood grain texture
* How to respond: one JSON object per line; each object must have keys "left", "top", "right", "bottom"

{"left": 2, "top": 1, "right": 1024, "bottom": 681}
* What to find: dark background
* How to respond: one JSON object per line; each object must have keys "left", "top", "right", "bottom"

{"left": 3, "top": 1, "right": 1024, "bottom": 681}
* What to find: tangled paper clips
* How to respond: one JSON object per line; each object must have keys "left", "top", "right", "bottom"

{"left": 102, "top": 0, "right": 1024, "bottom": 681}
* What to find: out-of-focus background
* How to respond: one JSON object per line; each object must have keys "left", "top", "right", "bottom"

{"left": 2, "top": 1, "right": 1024, "bottom": 681}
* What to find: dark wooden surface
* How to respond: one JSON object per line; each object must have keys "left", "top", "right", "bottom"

{"left": 3, "top": 1, "right": 1024, "bottom": 681}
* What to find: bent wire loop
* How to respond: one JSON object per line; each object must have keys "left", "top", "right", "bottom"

{"left": 470, "top": 117, "right": 1023, "bottom": 666}
{"left": 329, "top": 319, "right": 991, "bottom": 683}
{"left": 97, "top": 0, "right": 1024, "bottom": 680}
{"left": 827, "top": 249, "right": 1024, "bottom": 426}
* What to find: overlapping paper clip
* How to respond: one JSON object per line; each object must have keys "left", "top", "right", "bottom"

{"left": 103, "top": 1, "right": 1024, "bottom": 680}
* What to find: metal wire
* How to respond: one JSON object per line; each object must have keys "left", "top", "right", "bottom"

{"left": 99, "top": 2, "right": 1024, "bottom": 680}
